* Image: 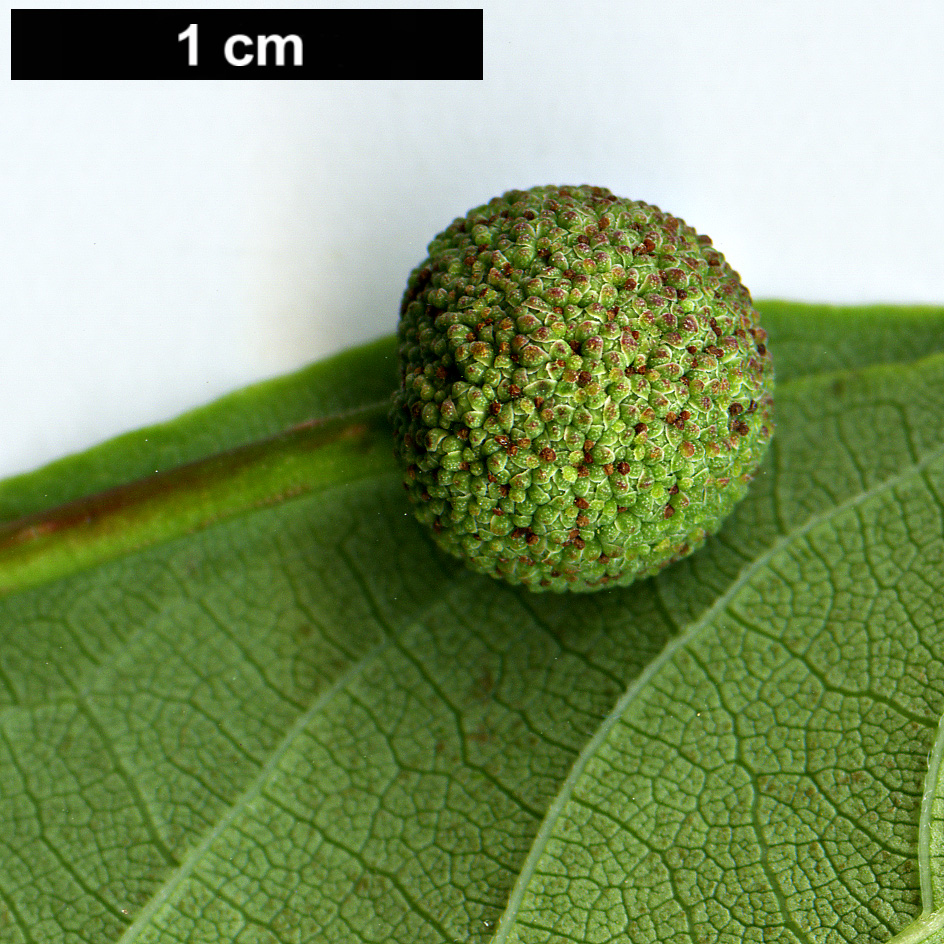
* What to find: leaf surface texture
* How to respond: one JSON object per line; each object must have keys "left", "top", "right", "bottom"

{"left": 1, "top": 302, "right": 944, "bottom": 943}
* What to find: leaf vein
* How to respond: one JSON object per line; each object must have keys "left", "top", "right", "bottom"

{"left": 493, "top": 434, "right": 944, "bottom": 941}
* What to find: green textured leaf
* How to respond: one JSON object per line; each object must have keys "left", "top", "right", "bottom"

{"left": 1, "top": 302, "right": 944, "bottom": 944}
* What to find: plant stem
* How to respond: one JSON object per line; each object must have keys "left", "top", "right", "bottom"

{"left": 0, "top": 402, "right": 397, "bottom": 597}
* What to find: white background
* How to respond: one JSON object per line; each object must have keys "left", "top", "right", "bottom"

{"left": 2, "top": 0, "right": 943, "bottom": 479}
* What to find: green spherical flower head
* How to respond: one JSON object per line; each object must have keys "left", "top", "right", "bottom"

{"left": 392, "top": 185, "right": 774, "bottom": 592}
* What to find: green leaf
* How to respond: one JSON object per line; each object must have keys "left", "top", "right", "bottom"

{"left": 880, "top": 716, "right": 944, "bottom": 944}
{"left": 1, "top": 301, "right": 943, "bottom": 943}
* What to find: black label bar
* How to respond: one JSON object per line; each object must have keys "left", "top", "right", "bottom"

{"left": 11, "top": 8, "right": 483, "bottom": 79}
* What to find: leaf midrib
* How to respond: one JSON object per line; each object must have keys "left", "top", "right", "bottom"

{"left": 0, "top": 402, "right": 397, "bottom": 598}
{"left": 0, "top": 353, "right": 944, "bottom": 597}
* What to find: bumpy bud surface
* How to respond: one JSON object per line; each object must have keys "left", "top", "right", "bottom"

{"left": 392, "top": 185, "right": 774, "bottom": 592}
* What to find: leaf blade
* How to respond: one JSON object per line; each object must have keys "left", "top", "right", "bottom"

{"left": 500, "top": 355, "right": 944, "bottom": 942}
{"left": 1, "top": 304, "right": 944, "bottom": 944}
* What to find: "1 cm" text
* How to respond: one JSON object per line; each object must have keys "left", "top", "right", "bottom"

{"left": 178, "top": 24, "right": 303, "bottom": 67}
